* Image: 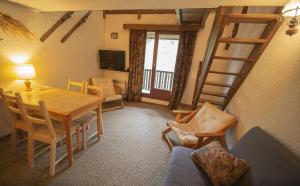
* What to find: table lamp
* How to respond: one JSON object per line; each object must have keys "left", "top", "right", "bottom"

{"left": 15, "top": 64, "right": 36, "bottom": 91}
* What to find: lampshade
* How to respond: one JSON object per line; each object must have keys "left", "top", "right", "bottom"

{"left": 15, "top": 64, "right": 36, "bottom": 80}
{"left": 283, "top": 0, "right": 300, "bottom": 17}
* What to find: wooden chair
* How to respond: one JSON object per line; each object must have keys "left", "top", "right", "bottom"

{"left": 162, "top": 102, "right": 237, "bottom": 150}
{"left": 67, "top": 78, "right": 85, "bottom": 93}
{"left": 0, "top": 88, "right": 27, "bottom": 152}
{"left": 16, "top": 93, "right": 82, "bottom": 176}
{"left": 75, "top": 84, "right": 103, "bottom": 149}
{"left": 90, "top": 77, "right": 124, "bottom": 111}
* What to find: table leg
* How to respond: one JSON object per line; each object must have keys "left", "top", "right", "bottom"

{"left": 96, "top": 103, "right": 103, "bottom": 139}
{"left": 64, "top": 116, "right": 73, "bottom": 166}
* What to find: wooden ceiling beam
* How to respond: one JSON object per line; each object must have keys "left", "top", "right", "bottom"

{"left": 40, "top": 11, "right": 74, "bottom": 42}
{"left": 61, "top": 11, "right": 92, "bottom": 43}
{"left": 103, "top": 9, "right": 175, "bottom": 19}
{"left": 123, "top": 24, "right": 200, "bottom": 31}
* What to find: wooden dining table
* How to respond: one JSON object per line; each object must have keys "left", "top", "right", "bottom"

{"left": 16, "top": 87, "right": 103, "bottom": 166}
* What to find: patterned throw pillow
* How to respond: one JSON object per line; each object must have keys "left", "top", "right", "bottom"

{"left": 191, "top": 141, "right": 249, "bottom": 186}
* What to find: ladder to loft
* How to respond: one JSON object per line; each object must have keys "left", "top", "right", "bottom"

{"left": 192, "top": 6, "right": 282, "bottom": 110}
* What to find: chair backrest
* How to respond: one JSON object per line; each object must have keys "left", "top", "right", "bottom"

{"left": 90, "top": 77, "right": 116, "bottom": 98}
{"left": 188, "top": 102, "right": 237, "bottom": 133}
{"left": 0, "top": 88, "right": 22, "bottom": 121}
{"left": 84, "top": 84, "right": 104, "bottom": 99}
{"left": 16, "top": 93, "right": 56, "bottom": 139}
{"left": 67, "top": 78, "right": 85, "bottom": 93}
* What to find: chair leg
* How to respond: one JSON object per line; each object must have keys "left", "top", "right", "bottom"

{"left": 96, "top": 106, "right": 103, "bottom": 138}
{"left": 120, "top": 99, "right": 124, "bottom": 108}
{"left": 76, "top": 128, "right": 81, "bottom": 151}
{"left": 49, "top": 142, "right": 56, "bottom": 176}
{"left": 27, "top": 135, "right": 34, "bottom": 168}
{"left": 96, "top": 120, "right": 101, "bottom": 141}
{"left": 82, "top": 125, "right": 87, "bottom": 149}
{"left": 162, "top": 127, "right": 173, "bottom": 150}
{"left": 11, "top": 127, "right": 17, "bottom": 152}
{"left": 162, "top": 127, "right": 172, "bottom": 135}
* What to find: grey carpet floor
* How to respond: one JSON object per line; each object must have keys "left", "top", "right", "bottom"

{"left": 0, "top": 102, "right": 173, "bottom": 186}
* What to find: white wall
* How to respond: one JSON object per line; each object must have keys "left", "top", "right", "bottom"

{"left": 0, "top": 1, "right": 105, "bottom": 136}
{"left": 226, "top": 24, "right": 300, "bottom": 156}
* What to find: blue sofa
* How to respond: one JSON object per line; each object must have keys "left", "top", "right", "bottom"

{"left": 165, "top": 127, "right": 300, "bottom": 186}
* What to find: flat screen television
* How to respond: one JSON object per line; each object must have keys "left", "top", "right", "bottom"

{"left": 99, "top": 50, "right": 125, "bottom": 71}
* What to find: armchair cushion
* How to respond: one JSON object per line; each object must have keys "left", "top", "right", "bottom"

{"left": 188, "top": 102, "right": 236, "bottom": 134}
{"left": 168, "top": 121, "right": 199, "bottom": 147}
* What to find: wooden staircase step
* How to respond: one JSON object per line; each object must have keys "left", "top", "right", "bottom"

{"left": 214, "top": 56, "right": 255, "bottom": 62}
{"left": 219, "top": 37, "right": 266, "bottom": 44}
{"left": 199, "top": 98, "right": 224, "bottom": 106}
{"left": 192, "top": 7, "right": 282, "bottom": 110}
{"left": 201, "top": 91, "right": 228, "bottom": 98}
{"left": 205, "top": 82, "right": 233, "bottom": 88}
{"left": 209, "top": 70, "right": 240, "bottom": 76}
{"left": 224, "top": 14, "right": 280, "bottom": 24}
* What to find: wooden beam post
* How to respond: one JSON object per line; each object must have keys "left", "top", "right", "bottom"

{"left": 175, "top": 9, "right": 181, "bottom": 25}
{"left": 138, "top": 10, "right": 142, "bottom": 19}
{"left": 61, "top": 11, "right": 92, "bottom": 43}
{"left": 103, "top": 10, "right": 107, "bottom": 19}
{"left": 40, "top": 11, "right": 74, "bottom": 42}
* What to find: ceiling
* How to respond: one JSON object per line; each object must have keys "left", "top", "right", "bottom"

{"left": 7, "top": 0, "right": 289, "bottom": 12}
{"left": 180, "top": 9, "right": 209, "bottom": 26}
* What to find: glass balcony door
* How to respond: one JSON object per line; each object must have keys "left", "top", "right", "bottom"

{"left": 142, "top": 31, "right": 179, "bottom": 100}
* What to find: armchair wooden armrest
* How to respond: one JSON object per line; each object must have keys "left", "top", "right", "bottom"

{"left": 173, "top": 110, "right": 193, "bottom": 123}
{"left": 195, "top": 132, "right": 227, "bottom": 149}
{"left": 172, "top": 110, "right": 193, "bottom": 114}
{"left": 195, "top": 132, "right": 225, "bottom": 138}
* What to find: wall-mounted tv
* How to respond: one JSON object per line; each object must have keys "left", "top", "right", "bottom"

{"left": 99, "top": 50, "right": 125, "bottom": 71}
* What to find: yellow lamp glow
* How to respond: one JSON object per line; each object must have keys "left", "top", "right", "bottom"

{"left": 15, "top": 64, "right": 36, "bottom": 91}
{"left": 9, "top": 54, "right": 30, "bottom": 64}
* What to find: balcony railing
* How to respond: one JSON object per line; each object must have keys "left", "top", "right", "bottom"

{"left": 142, "top": 69, "right": 174, "bottom": 93}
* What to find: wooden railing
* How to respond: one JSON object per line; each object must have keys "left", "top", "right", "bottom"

{"left": 142, "top": 69, "right": 174, "bottom": 92}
